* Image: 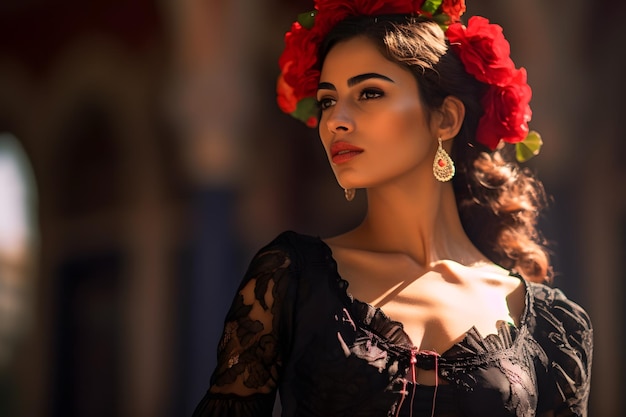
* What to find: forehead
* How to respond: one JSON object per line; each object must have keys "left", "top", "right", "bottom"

{"left": 320, "top": 36, "right": 414, "bottom": 84}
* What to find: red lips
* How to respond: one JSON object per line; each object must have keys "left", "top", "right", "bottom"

{"left": 330, "top": 141, "right": 363, "bottom": 164}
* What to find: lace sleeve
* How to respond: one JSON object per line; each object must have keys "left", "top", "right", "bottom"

{"left": 531, "top": 284, "right": 593, "bottom": 417}
{"left": 192, "top": 237, "right": 294, "bottom": 417}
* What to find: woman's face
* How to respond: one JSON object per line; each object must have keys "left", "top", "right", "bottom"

{"left": 317, "top": 36, "right": 437, "bottom": 191}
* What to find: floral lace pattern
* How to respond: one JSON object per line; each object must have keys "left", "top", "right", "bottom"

{"left": 192, "top": 231, "right": 592, "bottom": 417}
{"left": 211, "top": 249, "right": 290, "bottom": 393}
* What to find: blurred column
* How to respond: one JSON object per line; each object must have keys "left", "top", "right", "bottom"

{"left": 579, "top": 128, "right": 621, "bottom": 417}
{"left": 164, "top": 0, "right": 259, "bottom": 414}
{"left": 0, "top": 133, "right": 38, "bottom": 417}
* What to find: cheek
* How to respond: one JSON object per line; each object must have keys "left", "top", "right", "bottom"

{"left": 374, "top": 102, "right": 433, "bottom": 174}
{"left": 318, "top": 127, "right": 331, "bottom": 154}
{"left": 402, "top": 97, "right": 427, "bottom": 128}
{"left": 383, "top": 99, "right": 430, "bottom": 146}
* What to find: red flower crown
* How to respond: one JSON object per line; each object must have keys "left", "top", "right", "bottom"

{"left": 277, "top": 0, "right": 542, "bottom": 161}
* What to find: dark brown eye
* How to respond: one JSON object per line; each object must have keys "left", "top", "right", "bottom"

{"left": 359, "top": 88, "right": 384, "bottom": 100}
{"left": 317, "top": 97, "right": 336, "bottom": 110}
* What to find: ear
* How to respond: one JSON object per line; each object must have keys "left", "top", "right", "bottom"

{"left": 432, "top": 95, "right": 465, "bottom": 141}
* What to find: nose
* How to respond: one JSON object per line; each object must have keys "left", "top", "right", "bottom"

{"left": 324, "top": 102, "right": 355, "bottom": 134}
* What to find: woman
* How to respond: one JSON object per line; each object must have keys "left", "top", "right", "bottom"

{"left": 192, "top": 1, "right": 592, "bottom": 416}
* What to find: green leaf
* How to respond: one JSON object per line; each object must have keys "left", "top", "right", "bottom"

{"left": 421, "top": 0, "right": 443, "bottom": 15}
{"left": 515, "top": 130, "right": 543, "bottom": 162}
{"left": 432, "top": 12, "right": 450, "bottom": 31}
{"left": 291, "top": 97, "right": 318, "bottom": 126}
{"left": 297, "top": 10, "right": 317, "bottom": 29}
{"left": 432, "top": 12, "right": 450, "bottom": 25}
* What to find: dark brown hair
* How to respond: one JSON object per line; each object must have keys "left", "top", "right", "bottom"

{"left": 320, "top": 15, "right": 551, "bottom": 283}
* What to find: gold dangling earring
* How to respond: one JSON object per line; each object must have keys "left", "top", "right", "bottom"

{"left": 433, "top": 137, "right": 455, "bottom": 182}
{"left": 344, "top": 188, "right": 355, "bottom": 202}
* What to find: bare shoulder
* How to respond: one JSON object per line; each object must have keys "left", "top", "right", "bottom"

{"left": 472, "top": 264, "right": 526, "bottom": 326}
{"left": 475, "top": 263, "right": 525, "bottom": 305}
{"left": 436, "top": 260, "right": 526, "bottom": 324}
{"left": 434, "top": 259, "right": 515, "bottom": 284}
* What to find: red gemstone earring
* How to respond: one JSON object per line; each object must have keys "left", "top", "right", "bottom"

{"left": 433, "top": 137, "right": 455, "bottom": 182}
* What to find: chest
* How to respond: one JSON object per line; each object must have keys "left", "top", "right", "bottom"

{"left": 287, "top": 292, "right": 539, "bottom": 417}
{"left": 344, "top": 268, "right": 522, "bottom": 355}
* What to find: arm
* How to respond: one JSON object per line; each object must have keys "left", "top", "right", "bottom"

{"left": 532, "top": 285, "right": 593, "bottom": 417}
{"left": 192, "top": 242, "right": 294, "bottom": 417}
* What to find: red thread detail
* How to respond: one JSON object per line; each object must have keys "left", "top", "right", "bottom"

{"left": 399, "top": 348, "right": 442, "bottom": 417}
{"left": 394, "top": 379, "right": 409, "bottom": 417}
{"left": 409, "top": 348, "right": 417, "bottom": 417}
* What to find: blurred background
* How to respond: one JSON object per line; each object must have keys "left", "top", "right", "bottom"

{"left": 0, "top": 0, "right": 622, "bottom": 416}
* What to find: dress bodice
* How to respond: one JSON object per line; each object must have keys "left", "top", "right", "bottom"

{"left": 192, "top": 231, "right": 592, "bottom": 417}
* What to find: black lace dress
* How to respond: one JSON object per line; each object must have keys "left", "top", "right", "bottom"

{"left": 192, "top": 231, "right": 592, "bottom": 417}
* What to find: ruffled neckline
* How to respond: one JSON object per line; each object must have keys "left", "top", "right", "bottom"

{"left": 319, "top": 237, "right": 534, "bottom": 360}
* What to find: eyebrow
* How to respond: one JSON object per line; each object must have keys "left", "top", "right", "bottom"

{"left": 318, "top": 73, "right": 395, "bottom": 91}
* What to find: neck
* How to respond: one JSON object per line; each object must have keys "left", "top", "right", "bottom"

{"left": 356, "top": 178, "right": 486, "bottom": 267}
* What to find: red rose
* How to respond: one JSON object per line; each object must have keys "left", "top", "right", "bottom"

{"left": 314, "top": 0, "right": 416, "bottom": 34}
{"left": 314, "top": 0, "right": 423, "bottom": 32}
{"left": 446, "top": 16, "right": 516, "bottom": 86}
{"left": 441, "top": 0, "right": 466, "bottom": 23}
{"left": 278, "top": 22, "right": 300, "bottom": 70}
{"left": 296, "top": 68, "right": 321, "bottom": 100}
{"left": 373, "top": 0, "right": 415, "bottom": 15}
{"left": 277, "top": 67, "right": 319, "bottom": 115}
{"left": 477, "top": 69, "right": 532, "bottom": 150}
{"left": 306, "top": 116, "right": 318, "bottom": 128}
{"left": 276, "top": 66, "right": 297, "bottom": 114}
{"left": 279, "top": 23, "right": 318, "bottom": 88}
{"left": 411, "top": 0, "right": 426, "bottom": 11}
{"left": 316, "top": 0, "right": 412, "bottom": 16}
{"left": 276, "top": 0, "right": 473, "bottom": 128}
